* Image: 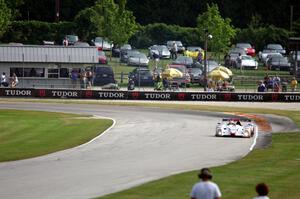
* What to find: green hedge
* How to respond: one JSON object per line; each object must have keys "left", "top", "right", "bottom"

{"left": 1, "top": 20, "right": 293, "bottom": 51}
{"left": 1, "top": 20, "right": 76, "bottom": 45}
{"left": 129, "top": 23, "right": 202, "bottom": 48}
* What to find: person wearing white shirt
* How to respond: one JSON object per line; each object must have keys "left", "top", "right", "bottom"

{"left": 0, "top": 72, "right": 9, "bottom": 87}
{"left": 190, "top": 168, "right": 222, "bottom": 199}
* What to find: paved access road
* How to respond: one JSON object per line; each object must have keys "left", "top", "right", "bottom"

{"left": 0, "top": 102, "right": 295, "bottom": 199}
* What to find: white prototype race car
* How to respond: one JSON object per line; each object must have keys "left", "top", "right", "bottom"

{"left": 215, "top": 118, "right": 258, "bottom": 138}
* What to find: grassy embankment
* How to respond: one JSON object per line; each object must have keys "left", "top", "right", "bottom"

{"left": 0, "top": 109, "right": 113, "bottom": 162}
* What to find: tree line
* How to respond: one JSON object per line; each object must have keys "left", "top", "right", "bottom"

{"left": 0, "top": 0, "right": 298, "bottom": 52}
{"left": 4, "top": 0, "right": 299, "bottom": 30}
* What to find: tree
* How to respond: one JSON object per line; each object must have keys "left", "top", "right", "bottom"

{"left": 197, "top": 3, "right": 236, "bottom": 54}
{"left": 0, "top": 0, "right": 12, "bottom": 38}
{"left": 74, "top": 8, "right": 101, "bottom": 41}
{"left": 82, "top": 0, "right": 138, "bottom": 44}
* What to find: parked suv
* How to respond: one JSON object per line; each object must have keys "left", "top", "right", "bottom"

{"left": 63, "top": 35, "right": 79, "bottom": 45}
{"left": 91, "top": 65, "right": 116, "bottom": 86}
{"left": 129, "top": 68, "right": 154, "bottom": 86}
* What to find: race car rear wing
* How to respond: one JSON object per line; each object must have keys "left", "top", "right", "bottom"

{"left": 222, "top": 118, "right": 252, "bottom": 122}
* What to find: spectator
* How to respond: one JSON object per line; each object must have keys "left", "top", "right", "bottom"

{"left": 0, "top": 72, "right": 9, "bottom": 87}
{"left": 80, "top": 70, "right": 87, "bottom": 89}
{"left": 273, "top": 75, "right": 281, "bottom": 92}
{"left": 196, "top": 49, "right": 203, "bottom": 63}
{"left": 291, "top": 77, "right": 298, "bottom": 92}
{"left": 162, "top": 76, "right": 169, "bottom": 90}
{"left": 10, "top": 73, "right": 19, "bottom": 88}
{"left": 86, "top": 69, "right": 93, "bottom": 89}
{"left": 70, "top": 69, "right": 78, "bottom": 88}
{"left": 253, "top": 183, "right": 269, "bottom": 199}
{"left": 207, "top": 79, "right": 215, "bottom": 92}
{"left": 171, "top": 42, "right": 178, "bottom": 60}
{"left": 190, "top": 168, "right": 222, "bottom": 199}
{"left": 63, "top": 37, "right": 68, "bottom": 46}
{"left": 257, "top": 81, "right": 266, "bottom": 92}
{"left": 263, "top": 74, "right": 269, "bottom": 85}
{"left": 153, "top": 52, "right": 160, "bottom": 68}
{"left": 237, "top": 53, "right": 242, "bottom": 71}
{"left": 266, "top": 77, "right": 273, "bottom": 91}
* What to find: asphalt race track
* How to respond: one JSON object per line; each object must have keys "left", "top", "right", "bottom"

{"left": 0, "top": 102, "right": 297, "bottom": 199}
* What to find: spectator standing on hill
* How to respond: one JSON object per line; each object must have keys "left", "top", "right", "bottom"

{"left": 291, "top": 77, "right": 298, "bottom": 92}
{"left": 190, "top": 168, "right": 222, "bottom": 199}
{"left": 171, "top": 42, "right": 178, "bottom": 60}
{"left": 237, "top": 53, "right": 242, "bottom": 72}
{"left": 253, "top": 183, "right": 270, "bottom": 199}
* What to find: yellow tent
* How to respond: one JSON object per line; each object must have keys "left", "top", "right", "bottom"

{"left": 208, "top": 69, "right": 230, "bottom": 81}
{"left": 162, "top": 68, "right": 183, "bottom": 79}
{"left": 213, "top": 66, "right": 233, "bottom": 76}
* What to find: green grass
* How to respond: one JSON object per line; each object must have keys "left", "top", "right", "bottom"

{"left": 94, "top": 106, "right": 300, "bottom": 199}
{"left": 0, "top": 109, "right": 113, "bottom": 162}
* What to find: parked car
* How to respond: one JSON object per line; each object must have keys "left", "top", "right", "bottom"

{"left": 236, "top": 43, "right": 255, "bottom": 56}
{"left": 258, "top": 49, "right": 280, "bottom": 62}
{"left": 91, "top": 65, "right": 116, "bottom": 86}
{"left": 172, "top": 56, "right": 194, "bottom": 68}
{"left": 226, "top": 48, "right": 246, "bottom": 67}
{"left": 63, "top": 35, "right": 79, "bottom": 45}
{"left": 112, "top": 44, "right": 132, "bottom": 57}
{"left": 266, "top": 43, "right": 286, "bottom": 55}
{"left": 127, "top": 52, "right": 149, "bottom": 67}
{"left": 187, "top": 67, "right": 203, "bottom": 84}
{"left": 264, "top": 53, "right": 283, "bottom": 66}
{"left": 129, "top": 68, "right": 154, "bottom": 86}
{"left": 168, "top": 64, "right": 191, "bottom": 87}
{"left": 98, "top": 51, "right": 108, "bottom": 64}
{"left": 74, "top": 42, "right": 90, "bottom": 47}
{"left": 148, "top": 45, "right": 171, "bottom": 59}
{"left": 120, "top": 49, "right": 140, "bottom": 63}
{"left": 267, "top": 57, "right": 291, "bottom": 71}
{"left": 92, "top": 37, "right": 113, "bottom": 51}
{"left": 240, "top": 55, "right": 258, "bottom": 70}
{"left": 167, "top": 41, "right": 185, "bottom": 53}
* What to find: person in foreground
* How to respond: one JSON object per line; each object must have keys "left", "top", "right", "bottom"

{"left": 253, "top": 183, "right": 270, "bottom": 199}
{"left": 190, "top": 168, "right": 222, "bottom": 199}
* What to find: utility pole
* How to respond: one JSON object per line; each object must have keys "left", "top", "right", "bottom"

{"left": 55, "top": 0, "right": 60, "bottom": 22}
{"left": 203, "top": 29, "right": 208, "bottom": 91}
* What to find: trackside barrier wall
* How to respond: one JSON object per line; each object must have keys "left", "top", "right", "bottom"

{"left": 0, "top": 88, "right": 300, "bottom": 102}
